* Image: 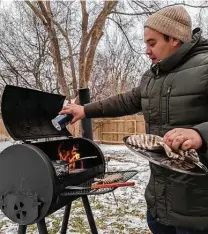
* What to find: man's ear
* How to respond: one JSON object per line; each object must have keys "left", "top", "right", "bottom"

{"left": 172, "top": 38, "right": 182, "bottom": 47}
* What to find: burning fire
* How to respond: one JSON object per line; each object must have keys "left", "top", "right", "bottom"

{"left": 58, "top": 143, "right": 83, "bottom": 170}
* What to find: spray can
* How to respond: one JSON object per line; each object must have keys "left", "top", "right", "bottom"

{"left": 51, "top": 114, "right": 73, "bottom": 131}
{"left": 51, "top": 100, "right": 73, "bottom": 131}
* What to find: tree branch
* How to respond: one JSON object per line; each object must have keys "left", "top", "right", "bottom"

{"left": 110, "top": 11, "right": 154, "bottom": 16}
{"left": 84, "top": 1, "right": 118, "bottom": 86}
{"left": 25, "top": 1, "right": 47, "bottom": 25}
{"left": 107, "top": 17, "right": 145, "bottom": 55}
{"left": 110, "top": 3, "right": 208, "bottom": 16}
{"left": 53, "top": 19, "right": 77, "bottom": 91}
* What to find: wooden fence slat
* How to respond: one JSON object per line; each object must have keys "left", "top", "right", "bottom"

{"left": 93, "top": 119, "right": 141, "bottom": 122}
{"left": 102, "top": 132, "right": 135, "bottom": 134}
{"left": 134, "top": 120, "right": 137, "bottom": 134}
{"left": 0, "top": 119, "right": 10, "bottom": 141}
{"left": 101, "top": 140, "right": 124, "bottom": 144}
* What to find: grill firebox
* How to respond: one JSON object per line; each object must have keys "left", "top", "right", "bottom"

{"left": 0, "top": 85, "right": 137, "bottom": 233}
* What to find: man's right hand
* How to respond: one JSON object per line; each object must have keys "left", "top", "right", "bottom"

{"left": 59, "top": 103, "right": 85, "bottom": 124}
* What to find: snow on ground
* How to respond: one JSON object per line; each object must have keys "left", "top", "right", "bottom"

{"left": 0, "top": 141, "right": 151, "bottom": 234}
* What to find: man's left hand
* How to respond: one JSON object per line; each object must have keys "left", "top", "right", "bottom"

{"left": 163, "top": 128, "right": 203, "bottom": 151}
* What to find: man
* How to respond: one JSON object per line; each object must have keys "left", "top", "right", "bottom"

{"left": 60, "top": 6, "right": 208, "bottom": 234}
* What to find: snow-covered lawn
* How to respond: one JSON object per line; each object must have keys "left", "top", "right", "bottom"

{"left": 0, "top": 142, "right": 151, "bottom": 234}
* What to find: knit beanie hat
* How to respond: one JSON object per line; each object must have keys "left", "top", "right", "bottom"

{"left": 144, "top": 6, "right": 192, "bottom": 42}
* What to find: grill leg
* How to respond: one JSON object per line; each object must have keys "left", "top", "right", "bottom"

{"left": 37, "top": 218, "right": 48, "bottom": 234}
{"left": 82, "top": 195, "right": 98, "bottom": 234}
{"left": 18, "top": 225, "right": 27, "bottom": 234}
{"left": 60, "top": 203, "right": 72, "bottom": 234}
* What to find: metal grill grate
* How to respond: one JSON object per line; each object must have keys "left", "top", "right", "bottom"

{"left": 60, "top": 170, "right": 138, "bottom": 196}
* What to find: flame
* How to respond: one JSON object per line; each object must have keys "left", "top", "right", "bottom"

{"left": 58, "top": 143, "right": 83, "bottom": 170}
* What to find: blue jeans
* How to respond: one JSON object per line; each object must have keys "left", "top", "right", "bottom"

{"left": 147, "top": 210, "right": 208, "bottom": 234}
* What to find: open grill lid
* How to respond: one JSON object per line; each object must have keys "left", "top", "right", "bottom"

{"left": 1, "top": 85, "right": 72, "bottom": 141}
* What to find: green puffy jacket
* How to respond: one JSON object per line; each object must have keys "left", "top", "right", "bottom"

{"left": 84, "top": 28, "right": 208, "bottom": 230}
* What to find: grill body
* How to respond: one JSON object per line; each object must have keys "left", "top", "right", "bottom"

{"left": 0, "top": 85, "right": 105, "bottom": 225}
{"left": 0, "top": 137, "right": 105, "bottom": 225}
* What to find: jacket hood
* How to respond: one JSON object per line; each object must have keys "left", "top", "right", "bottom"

{"left": 151, "top": 28, "right": 208, "bottom": 74}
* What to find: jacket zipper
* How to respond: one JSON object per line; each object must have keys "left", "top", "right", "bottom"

{"left": 148, "top": 109, "right": 151, "bottom": 134}
{"left": 148, "top": 67, "right": 159, "bottom": 134}
{"left": 166, "top": 87, "right": 171, "bottom": 123}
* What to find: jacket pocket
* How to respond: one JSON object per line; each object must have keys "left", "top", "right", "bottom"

{"left": 168, "top": 181, "right": 208, "bottom": 216}
{"left": 186, "top": 185, "right": 208, "bottom": 216}
{"left": 145, "top": 173, "right": 155, "bottom": 207}
{"left": 166, "top": 87, "right": 171, "bottom": 123}
{"left": 168, "top": 182, "right": 188, "bottom": 214}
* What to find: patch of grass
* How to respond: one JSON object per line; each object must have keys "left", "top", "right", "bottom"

{"left": 93, "top": 201, "right": 105, "bottom": 210}
{"left": 27, "top": 224, "right": 37, "bottom": 233}
{"left": 48, "top": 218, "right": 62, "bottom": 234}
{"left": 69, "top": 216, "right": 91, "bottom": 234}
{"left": 0, "top": 220, "right": 7, "bottom": 229}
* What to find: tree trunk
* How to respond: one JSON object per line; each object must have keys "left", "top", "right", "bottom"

{"left": 25, "top": 1, "right": 70, "bottom": 101}
{"left": 79, "top": 1, "right": 118, "bottom": 88}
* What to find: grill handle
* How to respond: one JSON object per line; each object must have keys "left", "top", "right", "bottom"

{"left": 92, "top": 181, "right": 135, "bottom": 189}
{"left": 65, "top": 181, "right": 135, "bottom": 190}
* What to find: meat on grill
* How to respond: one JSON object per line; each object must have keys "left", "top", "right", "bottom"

{"left": 93, "top": 173, "right": 123, "bottom": 185}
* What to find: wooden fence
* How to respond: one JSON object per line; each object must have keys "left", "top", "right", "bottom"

{"left": 0, "top": 115, "right": 146, "bottom": 144}
{"left": 92, "top": 115, "right": 145, "bottom": 144}
{"left": 0, "top": 119, "right": 10, "bottom": 141}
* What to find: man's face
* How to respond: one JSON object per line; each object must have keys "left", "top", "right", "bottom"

{"left": 144, "top": 27, "right": 181, "bottom": 64}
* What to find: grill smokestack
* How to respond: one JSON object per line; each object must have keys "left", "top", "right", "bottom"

{"left": 78, "top": 88, "right": 93, "bottom": 140}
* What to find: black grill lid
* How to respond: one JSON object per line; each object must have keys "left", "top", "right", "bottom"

{"left": 1, "top": 85, "right": 72, "bottom": 140}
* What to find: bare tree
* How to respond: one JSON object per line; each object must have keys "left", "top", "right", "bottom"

{"left": 90, "top": 31, "right": 146, "bottom": 101}
{"left": 0, "top": 2, "right": 56, "bottom": 92}
{"left": 78, "top": 1, "right": 117, "bottom": 88}
{"left": 25, "top": 1, "right": 71, "bottom": 100}
{"left": 25, "top": 0, "right": 118, "bottom": 102}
